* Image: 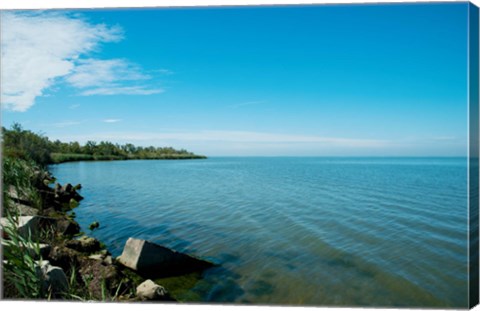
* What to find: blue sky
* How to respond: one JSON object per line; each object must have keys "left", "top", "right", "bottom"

{"left": 0, "top": 3, "right": 470, "bottom": 156}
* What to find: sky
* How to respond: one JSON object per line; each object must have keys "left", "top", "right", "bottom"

{"left": 0, "top": 3, "right": 471, "bottom": 156}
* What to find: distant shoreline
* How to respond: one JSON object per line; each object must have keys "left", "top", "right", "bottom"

{"left": 50, "top": 152, "right": 207, "bottom": 164}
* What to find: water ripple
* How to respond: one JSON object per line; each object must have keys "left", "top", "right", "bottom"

{"left": 50, "top": 157, "right": 468, "bottom": 307}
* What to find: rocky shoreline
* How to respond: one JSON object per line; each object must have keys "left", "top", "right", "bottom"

{"left": 1, "top": 166, "right": 214, "bottom": 301}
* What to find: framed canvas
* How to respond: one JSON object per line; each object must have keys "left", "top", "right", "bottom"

{"left": 0, "top": 0, "right": 479, "bottom": 310}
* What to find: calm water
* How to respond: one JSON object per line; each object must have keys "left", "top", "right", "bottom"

{"left": 50, "top": 157, "right": 469, "bottom": 307}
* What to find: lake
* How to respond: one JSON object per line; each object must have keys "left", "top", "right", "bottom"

{"left": 49, "top": 157, "right": 468, "bottom": 307}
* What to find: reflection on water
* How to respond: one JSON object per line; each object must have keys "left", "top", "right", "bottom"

{"left": 50, "top": 157, "right": 469, "bottom": 307}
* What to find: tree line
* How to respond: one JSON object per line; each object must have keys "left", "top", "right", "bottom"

{"left": 2, "top": 123, "right": 206, "bottom": 166}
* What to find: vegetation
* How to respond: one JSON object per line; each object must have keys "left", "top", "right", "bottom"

{"left": 2, "top": 211, "right": 43, "bottom": 299}
{"left": 1, "top": 155, "right": 135, "bottom": 301}
{"left": 2, "top": 123, "right": 203, "bottom": 301}
{"left": 2, "top": 123, "right": 206, "bottom": 167}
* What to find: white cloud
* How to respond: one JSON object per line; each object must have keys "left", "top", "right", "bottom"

{"left": 0, "top": 11, "right": 122, "bottom": 111}
{"left": 0, "top": 11, "right": 163, "bottom": 112}
{"left": 103, "top": 119, "right": 122, "bottom": 123}
{"left": 65, "top": 59, "right": 162, "bottom": 95}
{"left": 66, "top": 59, "right": 147, "bottom": 88}
{"left": 81, "top": 86, "right": 163, "bottom": 96}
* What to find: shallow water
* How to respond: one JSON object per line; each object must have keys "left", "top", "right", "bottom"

{"left": 50, "top": 157, "right": 468, "bottom": 307}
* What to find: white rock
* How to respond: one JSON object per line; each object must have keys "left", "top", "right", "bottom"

{"left": 88, "top": 254, "right": 105, "bottom": 261}
{"left": 136, "top": 279, "right": 168, "bottom": 300}
{"left": 117, "top": 238, "right": 175, "bottom": 271}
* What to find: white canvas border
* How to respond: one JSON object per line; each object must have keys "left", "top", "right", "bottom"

{"left": 0, "top": 1, "right": 478, "bottom": 311}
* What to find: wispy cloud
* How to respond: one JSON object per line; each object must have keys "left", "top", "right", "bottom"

{"left": 81, "top": 86, "right": 163, "bottom": 96}
{"left": 50, "top": 120, "right": 82, "bottom": 128}
{"left": 1, "top": 11, "right": 164, "bottom": 112}
{"left": 103, "top": 118, "right": 122, "bottom": 123}
{"left": 229, "top": 100, "right": 267, "bottom": 109}
{"left": 69, "top": 104, "right": 81, "bottom": 109}
{"left": 66, "top": 58, "right": 162, "bottom": 95}
{"left": 156, "top": 69, "right": 174, "bottom": 75}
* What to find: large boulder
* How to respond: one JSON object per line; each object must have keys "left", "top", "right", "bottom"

{"left": 117, "top": 238, "right": 214, "bottom": 277}
{"left": 136, "top": 279, "right": 170, "bottom": 300}
{"left": 55, "top": 218, "right": 81, "bottom": 236}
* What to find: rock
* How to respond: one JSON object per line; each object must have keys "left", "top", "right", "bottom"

{"left": 38, "top": 190, "right": 57, "bottom": 210}
{"left": 39, "top": 243, "right": 52, "bottom": 258}
{"left": 88, "top": 254, "right": 105, "bottom": 261}
{"left": 56, "top": 218, "right": 80, "bottom": 236}
{"left": 136, "top": 279, "right": 169, "bottom": 300}
{"left": 117, "top": 238, "right": 214, "bottom": 277}
{"left": 36, "top": 260, "right": 69, "bottom": 298}
{"left": 48, "top": 246, "right": 81, "bottom": 271}
{"left": 54, "top": 182, "right": 84, "bottom": 205}
{"left": 65, "top": 236, "right": 101, "bottom": 253}
{"left": 89, "top": 221, "right": 100, "bottom": 231}
{"left": 6, "top": 185, "right": 31, "bottom": 204}
{"left": 33, "top": 169, "right": 55, "bottom": 188}
{"left": 54, "top": 183, "right": 62, "bottom": 194}
{"left": 63, "top": 183, "right": 73, "bottom": 194}
{"left": 103, "top": 255, "right": 113, "bottom": 265}
{"left": 12, "top": 202, "right": 39, "bottom": 216}
{"left": 79, "top": 259, "right": 124, "bottom": 300}
{"left": 0, "top": 216, "right": 41, "bottom": 240}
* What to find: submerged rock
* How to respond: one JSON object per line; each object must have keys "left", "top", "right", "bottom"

{"left": 136, "top": 279, "right": 171, "bottom": 301}
{"left": 117, "top": 238, "right": 214, "bottom": 278}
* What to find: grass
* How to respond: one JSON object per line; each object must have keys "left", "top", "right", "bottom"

{"left": 50, "top": 153, "right": 95, "bottom": 163}
{"left": 2, "top": 158, "right": 46, "bottom": 298}
{"left": 2, "top": 210, "right": 44, "bottom": 299}
{"left": 2, "top": 157, "right": 43, "bottom": 214}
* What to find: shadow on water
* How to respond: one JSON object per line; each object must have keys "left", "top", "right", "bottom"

{"left": 248, "top": 279, "right": 275, "bottom": 297}
{"left": 190, "top": 265, "right": 246, "bottom": 302}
